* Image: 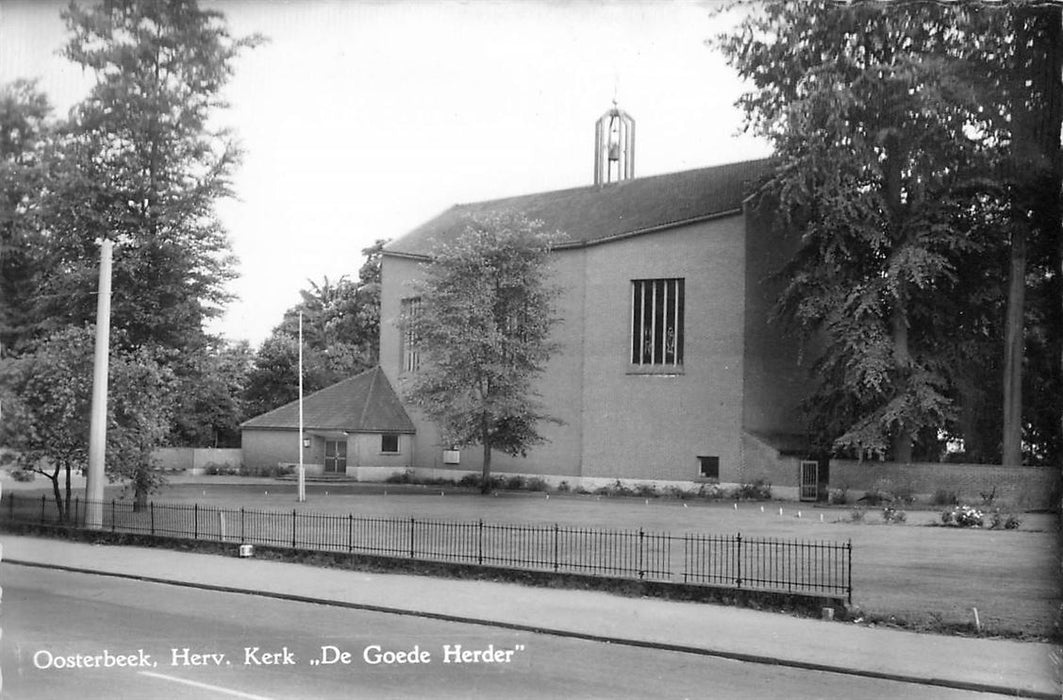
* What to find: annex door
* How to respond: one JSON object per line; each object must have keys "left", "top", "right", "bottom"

{"left": 324, "top": 439, "right": 347, "bottom": 474}
{"left": 799, "top": 460, "right": 819, "bottom": 501}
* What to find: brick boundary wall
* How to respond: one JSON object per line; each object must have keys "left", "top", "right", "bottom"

{"left": 828, "top": 460, "right": 1060, "bottom": 511}
{"left": 742, "top": 432, "right": 1060, "bottom": 510}
{"left": 152, "top": 448, "right": 242, "bottom": 473}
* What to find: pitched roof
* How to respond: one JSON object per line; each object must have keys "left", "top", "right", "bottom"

{"left": 241, "top": 366, "right": 415, "bottom": 433}
{"left": 385, "top": 159, "right": 771, "bottom": 258}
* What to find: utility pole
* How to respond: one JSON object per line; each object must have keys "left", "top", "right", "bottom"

{"left": 86, "top": 238, "right": 113, "bottom": 528}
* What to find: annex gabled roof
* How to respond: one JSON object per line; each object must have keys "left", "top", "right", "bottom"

{"left": 385, "top": 159, "right": 771, "bottom": 258}
{"left": 241, "top": 366, "right": 415, "bottom": 434}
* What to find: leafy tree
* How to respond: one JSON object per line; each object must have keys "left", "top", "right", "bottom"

{"left": 243, "top": 334, "right": 332, "bottom": 418}
{"left": 244, "top": 240, "right": 387, "bottom": 416}
{"left": 404, "top": 212, "right": 560, "bottom": 492}
{"left": 0, "top": 326, "right": 176, "bottom": 519}
{"left": 169, "top": 339, "right": 253, "bottom": 447}
{"left": 0, "top": 80, "right": 53, "bottom": 356}
{"left": 715, "top": 0, "right": 1061, "bottom": 463}
{"left": 31, "top": 0, "right": 262, "bottom": 354}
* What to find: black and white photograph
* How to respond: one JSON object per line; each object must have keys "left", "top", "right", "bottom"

{"left": 0, "top": 0, "right": 1059, "bottom": 698}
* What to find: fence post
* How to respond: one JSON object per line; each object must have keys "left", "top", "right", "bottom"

{"left": 477, "top": 519, "right": 483, "bottom": 565}
{"left": 241, "top": 508, "right": 245, "bottom": 543}
{"left": 348, "top": 513, "right": 353, "bottom": 553}
{"left": 637, "top": 529, "right": 645, "bottom": 579}
{"left": 409, "top": 517, "right": 415, "bottom": 558}
{"left": 847, "top": 539, "right": 853, "bottom": 605}
{"left": 735, "top": 533, "right": 742, "bottom": 589}
{"left": 292, "top": 509, "right": 297, "bottom": 549}
{"left": 194, "top": 503, "right": 198, "bottom": 540}
{"left": 111, "top": 499, "right": 116, "bottom": 532}
{"left": 150, "top": 502, "right": 155, "bottom": 536}
{"left": 74, "top": 497, "right": 80, "bottom": 526}
{"left": 40, "top": 494, "right": 45, "bottom": 524}
{"left": 553, "top": 524, "right": 559, "bottom": 572}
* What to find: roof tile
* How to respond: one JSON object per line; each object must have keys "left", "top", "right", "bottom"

{"left": 241, "top": 366, "right": 415, "bottom": 433}
{"left": 385, "top": 159, "right": 770, "bottom": 257}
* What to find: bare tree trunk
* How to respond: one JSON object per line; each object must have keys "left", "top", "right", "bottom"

{"left": 1003, "top": 226, "right": 1027, "bottom": 466}
{"left": 884, "top": 132, "right": 913, "bottom": 463}
{"left": 1002, "top": 8, "right": 1041, "bottom": 467}
{"left": 47, "top": 464, "right": 65, "bottom": 524}
{"left": 480, "top": 415, "right": 492, "bottom": 494}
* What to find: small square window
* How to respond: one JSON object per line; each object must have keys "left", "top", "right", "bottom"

{"left": 698, "top": 456, "right": 719, "bottom": 480}
{"left": 381, "top": 434, "right": 400, "bottom": 454}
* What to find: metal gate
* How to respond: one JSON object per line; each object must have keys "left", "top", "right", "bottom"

{"left": 800, "top": 460, "right": 819, "bottom": 501}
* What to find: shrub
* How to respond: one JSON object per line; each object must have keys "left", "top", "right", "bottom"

{"left": 849, "top": 507, "right": 866, "bottom": 523}
{"left": 942, "top": 504, "right": 983, "bottom": 528}
{"left": 525, "top": 477, "right": 548, "bottom": 492}
{"left": 556, "top": 480, "right": 570, "bottom": 493}
{"left": 881, "top": 506, "right": 907, "bottom": 524}
{"left": 891, "top": 482, "right": 916, "bottom": 506}
{"left": 664, "top": 486, "right": 690, "bottom": 499}
{"left": 988, "top": 509, "right": 1023, "bottom": 530}
{"left": 635, "top": 483, "right": 659, "bottom": 498}
{"left": 860, "top": 478, "right": 895, "bottom": 506}
{"left": 600, "top": 480, "right": 636, "bottom": 497}
{"left": 204, "top": 463, "right": 239, "bottom": 476}
{"left": 238, "top": 464, "right": 291, "bottom": 478}
{"left": 502, "top": 475, "right": 527, "bottom": 491}
{"left": 387, "top": 470, "right": 415, "bottom": 484}
{"left": 699, "top": 483, "right": 725, "bottom": 499}
{"left": 828, "top": 487, "right": 847, "bottom": 505}
{"left": 979, "top": 486, "right": 997, "bottom": 507}
{"left": 731, "top": 478, "right": 772, "bottom": 501}
{"left": 453, "top": 473, "right": 477, "bottom": 487}
{"left": 932, "top": 488, "right": 959, "bottom": 506}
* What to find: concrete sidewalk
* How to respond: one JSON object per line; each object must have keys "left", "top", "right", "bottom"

{"left": 1, "top": 534, "right": 1058, "bottom": 698}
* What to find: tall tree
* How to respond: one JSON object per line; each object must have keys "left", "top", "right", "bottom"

{"left": 32, "top": 0, "right": 262, "bottom": 354}
{"left": 1002, "top": 5, "right": 1062, "bottom": 465}
{"left": 0, "top": 80, "right": 52, "bottom": 355}
{"left": 404, "top": 212, "right": 560, "bottom": 492}
{"left": 715, "top": 0, "right": 1060, "bottom": 463}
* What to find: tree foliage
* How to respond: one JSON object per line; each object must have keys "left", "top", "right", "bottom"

{"left": 28, "top": 0, "right": 262, "bottom": 354}
{"left": 0, "top": 326, "right": 176, "bottom": 519}
{"left": 0, "top": 80, "right": 53, "bottom": 356}
{"left": 403, "top": 212, "right": 560, "bottom": 490}
{"left": 1, "top": 2, "right": 266, "bottom": 459}
{"left": 715, "top": 0, "right": 1061, "bottom": 463}
{"left": 169, "top": 339, "right": 253, "bottom": 447}
{"left": 244, "top": 240, "right": 387, "bottom": 416}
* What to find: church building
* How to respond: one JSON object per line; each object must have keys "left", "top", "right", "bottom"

{"left": 378, "top": 105, "right": 815, "bottom": 495}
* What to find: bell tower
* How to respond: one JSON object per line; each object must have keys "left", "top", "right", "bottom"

{"left": 594, "top": 100, "right": 635, "bottom": 185}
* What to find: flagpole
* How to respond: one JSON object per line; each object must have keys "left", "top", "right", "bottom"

{"left": 298, "top": 311, "right": 306, "bottom": 503}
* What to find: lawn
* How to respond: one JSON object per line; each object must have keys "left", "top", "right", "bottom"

{"left": 14, "top": 477, "right": 1062, "bottom": 639}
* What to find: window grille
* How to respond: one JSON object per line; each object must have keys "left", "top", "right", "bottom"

{"left": 631, "top": 278, "right": 684, "bottom": 367}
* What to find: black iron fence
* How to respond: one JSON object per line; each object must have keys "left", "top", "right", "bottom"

{"left": 3, "top": 494, "right": 852, "bottom": 603}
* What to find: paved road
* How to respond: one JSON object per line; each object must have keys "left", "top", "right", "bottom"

{"left": 1, "top": 566, "right": 1020, "bottom": 699}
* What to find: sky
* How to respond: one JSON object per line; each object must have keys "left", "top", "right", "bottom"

{"left": 0, "top": 0, "right": 771, "bottom": 347}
